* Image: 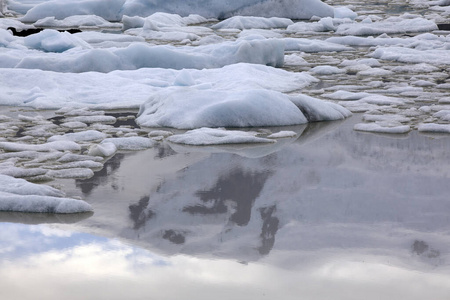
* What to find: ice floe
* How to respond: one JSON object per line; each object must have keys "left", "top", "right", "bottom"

{"left": 167, "top": 128, "right": 275, "bottom": 145}
{"left": 0, "top": 174, "right": 92, "bottom": 213}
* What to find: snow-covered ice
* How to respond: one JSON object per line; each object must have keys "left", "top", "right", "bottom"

{"left": 0, "top": 174, "right": 92, "bottom": 213}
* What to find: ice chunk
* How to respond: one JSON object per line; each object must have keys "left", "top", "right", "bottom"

{"left": 46, "top": 168, "right": 94, "bottom": 179}
{"left": 267, "top": 131, "right": 297, "bottom": 138}
{"left": 354, "top": 123, "right": 411, "bottom": 134}
{"left": 309, "top": 66, "right": 345, "bottom": 75}
{"left": 289, "top": 94, "right": 352, "bottom": 122}
{"left": 20, "top": 0, "right": 125, "bottom": 22}
{"left": 6, "top": 38, "right": 285, "bottom": 72}
{"left": 336, "top": 17, "right": 438, "bottom": 36}
{"left": 137, "top": 88, "right": 308, "bottom": 129}
{"left": 101, "top": 137, "right": 155, "bottom": 150}
{"left": 33, "top": 15, "right": 121, "bottom": 29}
{"left": 47, "top": 130, "right": 107, "bottom": 143}
{"left": 88, "top": 142, "right": 117, "bottom": 157}
{"left": 212, "top": 16, "right": 293, "bottom": 30}
{"left": 0, "top": 141, "right": 81, "bottom": 152}
{"left": 23, "top": 29, "right": 91, "bottom": 52}
{"left": 418, "top": 123, "right": 450, "bottom": 133}
{"left": 167, "top": 128, "right": 275, "bottom": 145}
{"left": 121, "top": 0, "right": 336, "bottom": 20}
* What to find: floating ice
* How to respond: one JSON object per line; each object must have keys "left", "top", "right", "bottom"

{"left": 167, "top": 128, "right": 275, "bottom": 145}
{"left": 267, "top": 131, "right": 297, "bottom": 138}
{"left": 46, "top": 168, "right": 94, "bottom": 179}
{"left": 33, "top": 15, "right": 122, "bottom": 29}
{"left": 120, "top": 0, "right": 336, "bottom": 20}
{"left": 371, "top": 47, "right": 450, "bottom": 65}
{"left": 20, "top": 0, "right": 125, "bottom": 23}
{"left": 137, "top": 89, "right": 308, "bottom": 129}
{"left": 0, "top": 141, "right": 81, "bottom": 152}
{"left": 88, "top": 142, "right": 117, "bottom": 157}
{"left": 212, "top": 16, "right": 293, "bottom": 30}
{"left": 137, "top": 86, "right": 350, "bottom": 129}
{"left": 18, "top": 0, "right": 339, "bottom": 22}
{"left": 418, "top": 123, "right": 450, "bottom": 133}
{"left": 354, "top": 122, "right": 411, "bottom": 134}
{"left": 309, "top": 65, "right": 345, "bottom": 75}
{"left": 47, "top": 130, "right": 107, "bottom": 143}
{"left": 0, "top": 64, "right": 315, "bottom": 109}
{"left": 1, "top": 38, "right": 285, "bottom": 72}
{"left": 0, "top": 174, "right": 92, "bottom": 213}
{"left": 101, "top": 137, "right": 155, "bottom": 150}
{"left": 336, "top": 17, "right": 438, "bottom": 36}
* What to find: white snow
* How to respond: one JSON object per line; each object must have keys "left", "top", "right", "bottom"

{"left": 0, "top": 174, "right": 92, "bottom": 213}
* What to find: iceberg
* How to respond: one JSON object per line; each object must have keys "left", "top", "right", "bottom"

{"left": 18, "top": 0, "right": 338, "bottom": 22}
{"left": 137, "top": 88, "right": 350, "bottom": 129}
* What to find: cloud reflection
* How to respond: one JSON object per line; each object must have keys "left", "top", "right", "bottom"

{"left": 1, "top": 223, "right": 450, "bottom": 300}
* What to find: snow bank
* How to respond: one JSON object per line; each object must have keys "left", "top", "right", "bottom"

{"left": 0, "top": 174, "right": 92, "bottom": 213}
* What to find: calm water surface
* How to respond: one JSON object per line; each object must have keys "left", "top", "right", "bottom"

{"left": 1, "top": 114, "right": 450, "bottom": 300}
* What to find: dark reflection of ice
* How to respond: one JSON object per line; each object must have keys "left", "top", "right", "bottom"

{"left": 258, "top": 205, "right": 279, "bottom": 255}
{"left": 75, "top": 153, "right": 125, "bottom": 195}
{"left": 129, "top": 195, "right": 154, "bottom": 230}
{"left": 185, "top": 167, "right": 272, "bottom": 227}
{"left": 0, "top": 211, "right": 93, "bottom": 224}
{"left": 154, "top": 143, "right": 177, "bottom": 159}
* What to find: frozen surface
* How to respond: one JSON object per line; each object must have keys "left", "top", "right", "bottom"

{"left": 167, "top": 128, "right": 275, "bottom": 145}
{"left": 0, "top": 174, "right": 92, "bottom": 213}
{"left": 15, "top": 0, "right": 338, "bottom": 22}
{"left": 137, "top": 89, "right": 350, "bottom": 129}
{"left": 0, "top": 63, "right": 318, "bottom": 109}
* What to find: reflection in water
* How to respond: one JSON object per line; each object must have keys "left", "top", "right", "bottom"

{"left": 155, "top": 143, "right": 177, "bottom": 159}
{"left": 75, "top": 153, "right": 125, "bottom": 195}
{"left": 0, "top": 211, "right": 93, "bottom": 225}
{"left": 185, "top": 167, "right": 272, "bottom": 226}
{"left": 6, "top": 115, "right": 450, "bottom": 299}
{"left": 258, "top": 205, "right": 279, "bottom": 255}
{"left": 162, "top": 229, "right": 186, "bottom": 244}
{"left": 128, "top": 195, "right": 154, "bottom": 230}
